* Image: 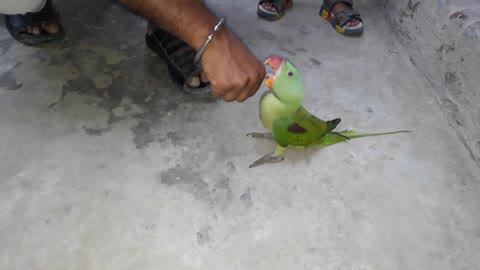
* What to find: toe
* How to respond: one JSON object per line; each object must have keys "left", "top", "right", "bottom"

{"left": 44, "top": 23, "right": 60, "bottom": 34}
{"left": 348, "top": 19, "right": 360, "bottom": 27}
{"left": 32, "top": 25, "right": 41, "bottom": 35}
{"left": 262, "top": 3, "right": 277, "bottom": 12}
{"left": 200, "top": 72, "right": 209, "bottom": 83}
{"left": 187, "top": 77, "right": 201, "bottom": 88}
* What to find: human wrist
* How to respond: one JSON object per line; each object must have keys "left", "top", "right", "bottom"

{"left": 193, "top": 17, "right": 226, "bottom": 63}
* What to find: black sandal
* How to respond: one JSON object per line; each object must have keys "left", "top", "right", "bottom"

{"left": 4, "top": 0, "right": 65, "bottom": 46}
{"left": 145, "top": 27, "right": 211, "bottom": 96}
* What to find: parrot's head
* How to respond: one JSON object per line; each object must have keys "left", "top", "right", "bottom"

{"left": 263, "top": 55, "right": 304, "bottom": 105}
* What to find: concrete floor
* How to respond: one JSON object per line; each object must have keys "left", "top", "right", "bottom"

{"left": 1, "top": 0, "right": 479, "bottom": 269}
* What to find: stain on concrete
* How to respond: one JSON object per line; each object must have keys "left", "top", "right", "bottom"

{"left": 49, "top": 55, "right": 69, "bottom": 66}
{"left": 214, "top": 176, "right": 231, "bottom": 190}
{"left": 309, "top": 58, "right": 322, "bottom": 66}
{"left": 444, "top": 71, "right": 461, "bottom": 85}
{"left": 210, "top": 176, "right": 234, "bottom": 209}
{"left": 299, "top": 26, "right": 309, "bottom": 36}
{"left": 83, "top": 126, "right": 112, "bottom": 136}
{"left": 396, "top": 27, "right": 413, "bottom": 41}
{"left": 279, "top": 47, "right": 296, "bottom": 56}
{"left": 132, "top": 120, "right": 155, "bottom": 149}
{"left": 157, "top": 155, "right": 236, "bottom": 209}
{"left": 239, "top": 188, "right": 253, "bottom": 208}
{"left": 295, "top": 47, "right": 308, "bottom": 53}
{"left": 144, "top": 224, "right": 157, "bottom": 231}
{"left": 67, "top": 49, "right": 106, "bottom": 76}
{"left": 436, "top": 44, "right": 455, "bottom": 53}
{"left": 436, "top": 44, "right": 445, "bottom": 53}
{"left": 167, "top": 132, "right": 183, "bottom": 144}
{"left": 400, "top": 0, "right": 420, "bottom": 20}
{"left": 48, "top": 87, "right": 69, "bottom": 109}
{"left": 406, "top": 0, "right": 420, "bottom": 14}
{"left": 257, "top": 29, "right": 277, "bottom": 41}
{"left": 441, "top": 98, "right": 464, "bottom": 127}
{"left": 366, "top": 106, "right": 374, "bottom": 113}
{"left": 0, "top": 69, "right": 23, "bottom": 90}
{"left": 226, "top": 161, "right": 236, "bottom": 172}
{"left": 111, "top": 106, "right": 127, "bottom": 117}
{"left": 50, "top": 75, "right": 99, "bottom": 108}
{"left": 196, "top": 226, "right": 213, "bottom": 245}
{"left": 409, "top": 56, "right": 418, "bottom": 68}
{"left": 46, "top": 45, "right": 199, "bottom": 149}
{"left": 446, "top": 45, "right": 455, "bottom": 53}
{"left": 157, "top": 99, "right": 180, "bottom": 111}
{"left": 157, "top": 166, "right": 210, "bottom": 199}
{"left": 32, "top": 26, "right": 215, "bottom": 153}
{"left": 50, "top": 47, "right": 127, "bottom": 108}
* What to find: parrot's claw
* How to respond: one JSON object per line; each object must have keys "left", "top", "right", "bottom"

{"left": 246, "top": 132, "right": 274, "bottom": 140}
{"left": 249, "top": 153, "right": 284, "bottom": 168}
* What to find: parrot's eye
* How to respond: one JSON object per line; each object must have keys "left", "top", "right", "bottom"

{"left": 288, "top": 71, "right": 294, "bottom": 77}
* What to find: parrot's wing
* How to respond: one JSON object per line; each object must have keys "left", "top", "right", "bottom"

{"left": 272, "top": 107, "right": 341, "bottom": 147}
{"left": 295, "top": 106, "right": 340, "bottom": 133}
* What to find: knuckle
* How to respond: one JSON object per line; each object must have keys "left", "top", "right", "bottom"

{"left": 232, "top": 80, "right": 245, "bottom": 90}
{"left": 240, "top": 93, "right": 251, "bottom": 102}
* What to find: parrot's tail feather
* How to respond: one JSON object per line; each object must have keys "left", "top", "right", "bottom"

{"left": 330, "top": 131, "right": 351, "bottom": 140}
{"left": 326, "top": 118, "right": 341, "bottom": 132}
{"left": 311, "top": 129, "right": 411, "bottom": 146}
{"left": 336, "top": 129, "right": 412, "bottom": 139}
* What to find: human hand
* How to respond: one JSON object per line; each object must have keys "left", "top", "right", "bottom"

{"left": 200, "top": 28, "right": 266, "bottom": 102}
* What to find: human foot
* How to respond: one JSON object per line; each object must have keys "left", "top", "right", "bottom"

{"left": 4, "top": 0, "right": 65, "bottom": 45}
{"left": 319, "top": 0, "right": 363, "bottom": 36}
{"left": 257, "top": 0, "right": 293, "bottom": 21}
{"left": 23, "top": 21, "right": 60, "bottom": 36}
{"left": 331, "top": 2, "right": 360, "bottom": 28}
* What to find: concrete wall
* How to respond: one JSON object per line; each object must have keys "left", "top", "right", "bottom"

{"left": 376, "top": 0, "right": 480, "bottom": 166}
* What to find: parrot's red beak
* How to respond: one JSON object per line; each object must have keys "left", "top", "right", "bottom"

{"left": 264, "top": 72, "right": 275, "bottom": 89}
{"left": 263, "top": 56, "right": 284, "bottom": 71}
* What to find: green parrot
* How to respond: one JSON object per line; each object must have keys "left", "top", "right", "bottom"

{"left": 247, "top": 55, "right": 410, "bottom": 168}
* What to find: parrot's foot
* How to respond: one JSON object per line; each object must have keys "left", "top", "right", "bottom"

{"left": 248, "top": 145, "right": 285, "bottom": 168}
{"left": 246, "top": 132, "right": 274, "bottom": 140}
{"left": 249, "top": 153, "right": 284, "bottom": 168}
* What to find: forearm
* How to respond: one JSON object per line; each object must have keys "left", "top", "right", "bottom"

{"left": 117, "top": 0, "right": 220, "bottom": 50}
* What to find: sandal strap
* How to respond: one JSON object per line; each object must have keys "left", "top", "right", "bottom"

{"left": 322, "top": 0, "right": 353, "bottom": 12}
{"left": 331, "top": 9, "right": 362, "bottom": 27}
{"left": 149, "top": 28, "right": 200, "bottom": 86}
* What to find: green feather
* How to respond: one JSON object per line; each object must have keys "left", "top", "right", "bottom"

{"left": 308, "top": 129, "right": 412, "bottom": 147}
